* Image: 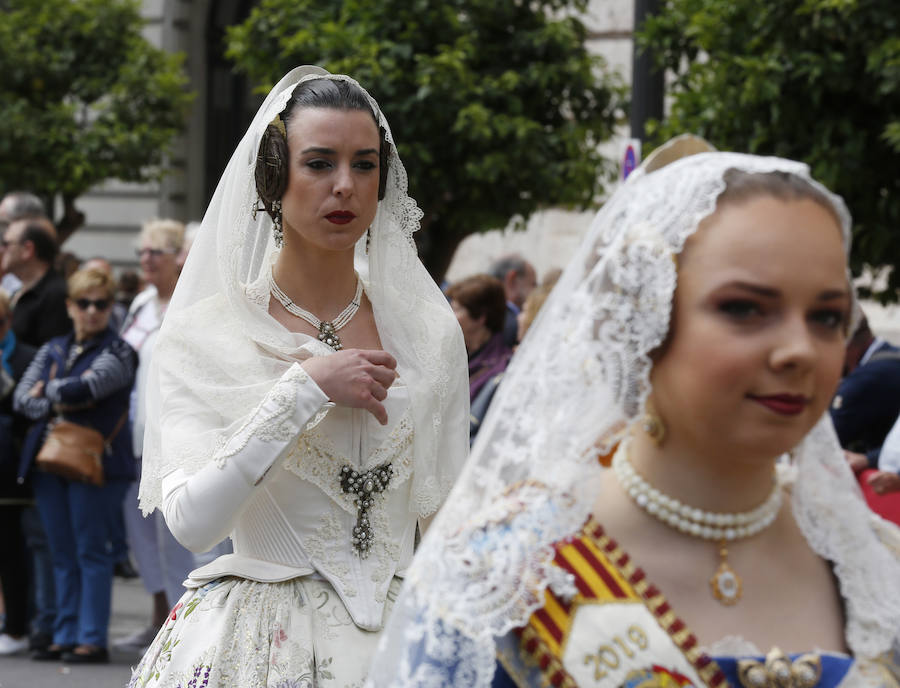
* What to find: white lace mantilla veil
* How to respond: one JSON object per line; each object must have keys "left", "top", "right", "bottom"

{"left": 366, "top": 152, "right": 900, "bottom": 687}
{"left": 139, "top": 66, "right": 469, "bottom": 522}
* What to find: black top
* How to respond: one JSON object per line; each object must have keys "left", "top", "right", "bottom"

{"left": 11, "top": 269, "right": 71, "bottom": 348}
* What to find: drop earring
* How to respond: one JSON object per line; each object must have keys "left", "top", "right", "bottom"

{"left": 642, "top": 400, "right": 666, "bottom": 446}
{"left": 272, "top": 199, "right": 283, "bottom": 249}
{"left": 365, "top": 228, "right": 371, "bottom": 254}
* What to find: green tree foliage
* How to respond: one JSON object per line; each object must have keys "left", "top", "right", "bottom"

{"left": 641, "top": 0, "right": 900, "bottom": 298}
{"left": 226, "top": 0, "right": 624, "bottom": 279}
{"left": 0, "top": 0, "right": 192, "bottom": 240}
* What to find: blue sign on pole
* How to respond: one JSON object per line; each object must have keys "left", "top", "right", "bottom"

{"left": 623, "top": 145, "right": 638, "bottom": 180}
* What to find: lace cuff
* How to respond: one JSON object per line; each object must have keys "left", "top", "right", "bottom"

{"left": 160, "top": 363, "right": 328, "bottom": 552}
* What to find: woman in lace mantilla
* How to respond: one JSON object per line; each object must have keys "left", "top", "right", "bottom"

{"left": 367, "top": 141, "right": 900, "bottom": 688}
{"left": 129, "top": 66, "right": 468, "bottom": 688}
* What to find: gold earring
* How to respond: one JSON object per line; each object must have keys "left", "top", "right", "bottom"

{"left": 642, "top": 400, "right": 666, "bottom": 446}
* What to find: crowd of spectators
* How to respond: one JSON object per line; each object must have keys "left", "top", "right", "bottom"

{"left": 0, "top": 190, "right": 210, "bottom": 664}
{"left": 446, "top": 254, "right": 559, "bottom": 443}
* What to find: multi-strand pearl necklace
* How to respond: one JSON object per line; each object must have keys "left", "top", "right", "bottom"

{"left": 269, "top": 270, "right": 363, "bottom": 351}
{"left": 612, "top": 445, "right": 783, "bottom": 605}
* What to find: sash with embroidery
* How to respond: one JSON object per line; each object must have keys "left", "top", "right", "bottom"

{"left": 495, "top": 518, "right": 900, "bottom": 688}
{"left": 497, "top": 518, "right": 727, "bottom": 687}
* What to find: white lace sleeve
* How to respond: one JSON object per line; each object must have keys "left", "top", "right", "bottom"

{"left": 160, "top": 363, "right": 328, "bottom": 552}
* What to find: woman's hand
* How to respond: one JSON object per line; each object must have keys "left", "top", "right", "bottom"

{"left": 28, "top": 380, "right": 45, "bottom": 399}
{"left": 301, "top": 349, "right": 398, "bottom": 425}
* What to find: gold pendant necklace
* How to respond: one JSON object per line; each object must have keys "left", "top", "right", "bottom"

{"left": 612, "top": 444, "right": 782, "bottom": 606}
{"left": 710, "top": 540, "right": 743, "bottom": 605}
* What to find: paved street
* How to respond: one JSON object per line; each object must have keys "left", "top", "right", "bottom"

{"left": 0, "top": 577, "right": 151, "bottom": 688}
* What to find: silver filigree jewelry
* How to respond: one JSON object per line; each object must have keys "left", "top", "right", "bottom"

{"left": 269, "top": 269, "right": 364, "bottom": 351}
{"left": 340, "top": 462, "right": 393, "bottom": 557}
{"left": 612, "top": 444, "right": 782, "bottom": 606}
{"left": 272, "top": 199, "right": 284, "bottom": 248}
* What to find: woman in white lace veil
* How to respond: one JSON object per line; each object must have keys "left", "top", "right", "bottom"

{"left": 130, "top": 66, "right": 468, "bottom": 686}
{"left": 368, "top": 145, "right": 900, "bottom": 687}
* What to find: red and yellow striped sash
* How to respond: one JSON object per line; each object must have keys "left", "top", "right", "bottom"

{"left": 514, "top": 519, "right": 727, "bottom": 687}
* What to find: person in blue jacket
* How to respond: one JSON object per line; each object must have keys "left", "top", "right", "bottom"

{"left": 14, "top": 267, "right": 136, "bottom": 664}
{"left": 831, "top": 316, "right": 900, "bottom": 470}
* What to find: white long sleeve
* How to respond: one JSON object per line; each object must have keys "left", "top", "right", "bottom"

{"left": 160, "top": 363, "right": 329, "bottom": 552}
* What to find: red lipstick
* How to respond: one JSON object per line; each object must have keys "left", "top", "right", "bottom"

{"left": 748, "top": 394, "right": 809, "bottom": 416}
{"left": 326, "top": 211, "right": 356, "bottom": 224}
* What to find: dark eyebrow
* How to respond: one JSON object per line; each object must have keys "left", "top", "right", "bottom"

{"left": 300, "top": 146, "right": 378, "bottom": 156}
{"left": 816, "top": 288, "right": 851, "bottom": 302}
{"left": 721, "top": 281, "right": 851, "bottom": 301}
{"left": 722, "top": 281, "right": 779, "bottom": 298}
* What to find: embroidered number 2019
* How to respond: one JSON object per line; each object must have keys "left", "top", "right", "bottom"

{"left": 583, "top": 625, "right": 650, "bottom": 680}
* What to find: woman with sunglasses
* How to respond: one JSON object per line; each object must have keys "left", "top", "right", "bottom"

{"left": 13, "top": 267, "right": 137, "bottom": 664}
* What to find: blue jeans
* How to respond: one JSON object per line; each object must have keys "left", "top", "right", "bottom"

{"left": 32, "top": 473, "right": 129, "bottom": 647}
{"left": 21, "top": 505, "right": 56, "bottom": 638}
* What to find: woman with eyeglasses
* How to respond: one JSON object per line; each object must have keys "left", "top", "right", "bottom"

{"left": 13, "top": 267, "right": 137, "bottom": 664}
{"left": 116, "top": 219, "right": 199, "bottom": 653}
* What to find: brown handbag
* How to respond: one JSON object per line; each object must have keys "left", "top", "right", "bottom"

{"left": 36, "top": 420, "right": 109, "bottom": 486}
{"left": 34, "top": 362, "right": 128, "bottom": 486}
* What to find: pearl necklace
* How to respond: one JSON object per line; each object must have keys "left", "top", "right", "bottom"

{"left": 269, "top": 270, "right": 363, "bottom": 351}
{"left": 612, "top": 444, "right": 783, "bottom": 606}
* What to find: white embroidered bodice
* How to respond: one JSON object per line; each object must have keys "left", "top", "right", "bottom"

{"left": 234, "top": 383, "right": 416, "bottom": 630}
{"left": 159, "top": 360, "right": 417, "bottom": 632}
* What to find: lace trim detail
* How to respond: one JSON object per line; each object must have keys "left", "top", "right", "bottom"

{"left": 305, "top": 506, "right": 356, "bottom": 598}
{"left": 368, "top": 503, "right": 400, "bottom": 604}
{"left": 546, "top": 567, "right": 577, "bottom": 604}
{"left": 243, "top": 272, "right": 270, "bottom": 309}
{"left": 213, "top": 364, "right": 309, "bottom": 468}
{"left": 792, "top": 419, "right": 900, "bottom": 657}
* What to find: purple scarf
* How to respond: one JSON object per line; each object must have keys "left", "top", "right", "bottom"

{"left": 468, "top": 333, "right": 512, "bottom": 401}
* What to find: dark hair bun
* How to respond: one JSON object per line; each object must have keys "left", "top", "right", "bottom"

{"left": 255, "top": 122, "right": 290, "bottom": 220}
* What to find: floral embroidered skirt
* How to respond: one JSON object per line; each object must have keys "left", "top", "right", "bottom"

{"left": 128, "top": 575, "right": 398, "bottom": 688}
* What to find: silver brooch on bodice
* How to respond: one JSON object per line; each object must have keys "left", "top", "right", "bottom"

{"left": 340, "top": 462, "right": 393, "bottom": 557}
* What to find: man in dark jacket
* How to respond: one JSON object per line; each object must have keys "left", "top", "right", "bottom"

{"left": 2, "top": 216, "right": 71, "bottom": 348}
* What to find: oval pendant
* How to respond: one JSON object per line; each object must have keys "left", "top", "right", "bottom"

{"left": 710, "top": 560, "right": 742, "bottom": 605}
